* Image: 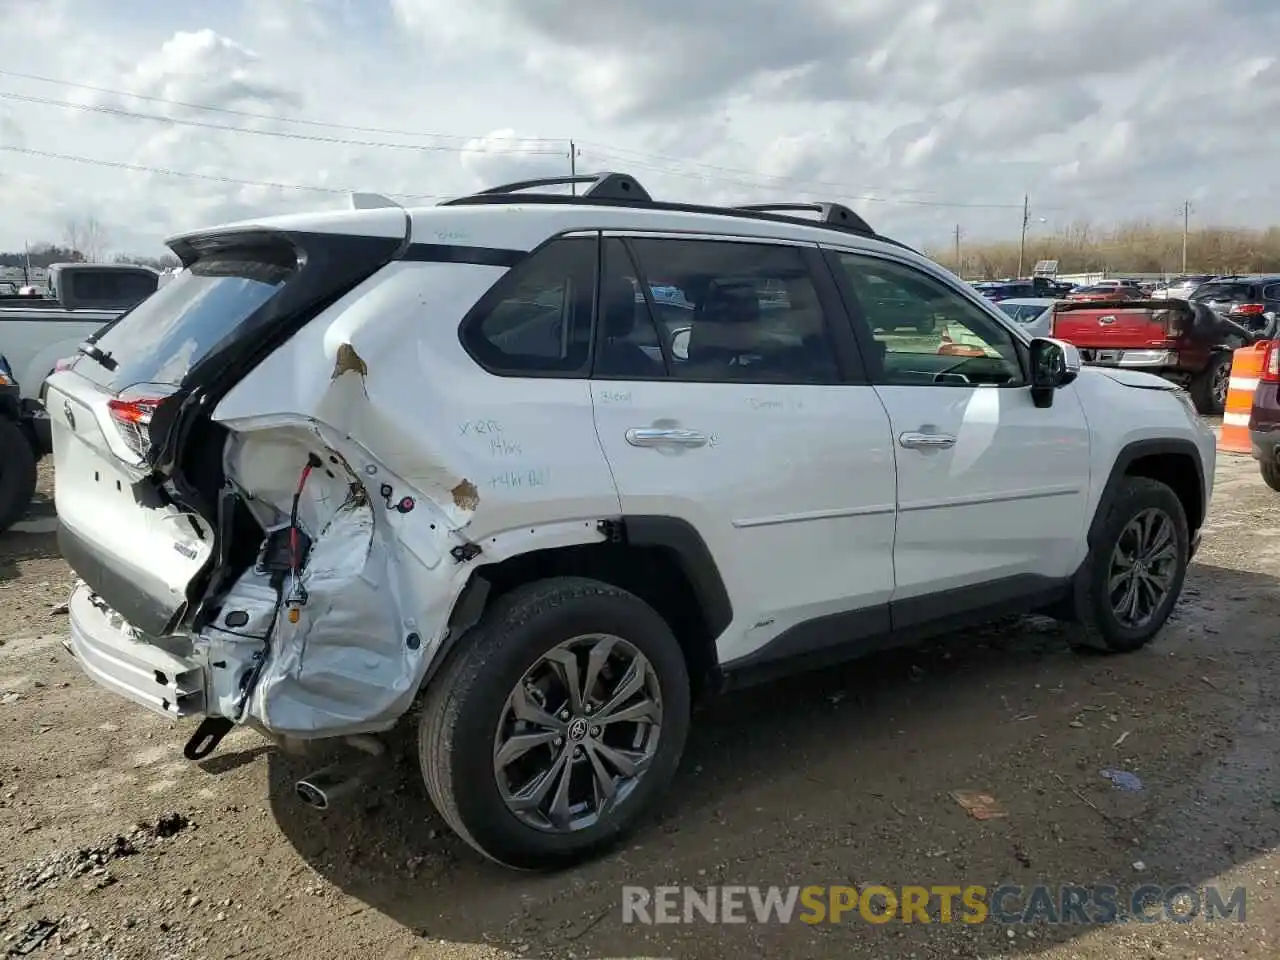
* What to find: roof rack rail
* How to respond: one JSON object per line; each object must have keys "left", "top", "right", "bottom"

{"left": 734, "top": 202, "right": 874, "bottom": 237}
{"left": 438, "top": 170, "right": 908, "bottom": 246}
{"left": 461, "top": 172, "right": 652, "bottom": 203}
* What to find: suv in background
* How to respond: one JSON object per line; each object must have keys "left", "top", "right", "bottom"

{"left": 1189, "top": 276, "right": 1280, "bottom": 338}
{"left": 45, "top": 173, "right": 1216, "bottom": 870}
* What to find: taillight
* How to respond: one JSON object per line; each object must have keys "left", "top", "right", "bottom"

{"left": 1230, "top": 303, "right": 1266, "bottom": 316}
{"left": 1262, "top": 341, "right": 1280, "bottom": 384}
{"left": 106, "top": 396, "right": 162, "bottom": 460}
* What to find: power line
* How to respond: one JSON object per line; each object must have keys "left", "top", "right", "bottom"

{"left": 0, "top": 143, "right": 446, "bottom": 199}
{"left": 578, "top": 140, "right": 967, "bottom": 202}
{"left": 0, "top": 90, "right": 565, "bottom": 155}
{"left": 579, "top": 147, "right": 1026, "bottom": 209}
{"left": 0, "top": 66, "right": 1030, "bottom": 210}
{"left": 0, "top": 67, "right": 563, "bottom": 146}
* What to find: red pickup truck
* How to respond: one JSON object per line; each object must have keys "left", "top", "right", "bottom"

{"left": 1049, "top": 298, "right": 1258, "bottom": 415}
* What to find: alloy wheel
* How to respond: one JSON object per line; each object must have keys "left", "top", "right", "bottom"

{"left": 1212, "top": 360, "right": 1230, "bottom": 408}
{"left": 1108, "top": 507, "right": 1179, "bottom": 628}
{"left": 492, "top": 634, "right": 663, "bottom": 833}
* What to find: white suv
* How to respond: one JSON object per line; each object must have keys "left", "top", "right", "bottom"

{"left": 45, "top": 173, "right": 1216, "bottom": 870}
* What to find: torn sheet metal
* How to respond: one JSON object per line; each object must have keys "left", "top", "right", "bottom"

{"left": 241, "top": 493, "right": 426, "bottom": 737}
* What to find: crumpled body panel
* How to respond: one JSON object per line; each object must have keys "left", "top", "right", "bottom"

{"left": 246, "top": 495, "right": 422, "bottom": 736}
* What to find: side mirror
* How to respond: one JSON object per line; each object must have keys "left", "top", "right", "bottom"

{"left": 670, "top": 326, "right": 691, "bottom": 362}
{"left": 1029, "top": 337, "right": 1081, "bottom": 408}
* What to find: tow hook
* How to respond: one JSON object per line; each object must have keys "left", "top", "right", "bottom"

{"left": 183, "top": 716, "right": 235, "bottom": 761}
{"left": 294, "top": 735, "right": 386, "bottom": 811}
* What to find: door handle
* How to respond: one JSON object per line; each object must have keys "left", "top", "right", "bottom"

{"left": 626, "top": 428, "right": 708, "bottom": 448}
{"left": 899, "top": 431, "right": 956, "bottom": 449}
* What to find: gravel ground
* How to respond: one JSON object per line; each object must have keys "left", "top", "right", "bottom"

{"left": 1, "top": 447, "right": 1278, "bottom": 960}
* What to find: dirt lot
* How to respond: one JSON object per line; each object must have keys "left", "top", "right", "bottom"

{"left": 1, "top": 446, "right": 1278, "bottom": 960}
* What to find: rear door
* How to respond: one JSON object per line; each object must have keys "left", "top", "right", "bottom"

{"left": 588, "top": 234, "right": 898, "bottom": 666}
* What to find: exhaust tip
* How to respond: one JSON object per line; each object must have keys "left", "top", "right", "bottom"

{"left": 295, "top": 780, "right": 329, "bottom": 810}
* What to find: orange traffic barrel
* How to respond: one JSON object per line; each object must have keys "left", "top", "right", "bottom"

{"left": 1219, "top": 341, "right": 1270, "bottom": 454}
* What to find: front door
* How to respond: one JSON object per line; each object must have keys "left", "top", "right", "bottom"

{"left": 589, "top": 234, "right": 898, "bottom": 665}
{"left": 827, "top": 249, "right": 1091, "bottom": 623}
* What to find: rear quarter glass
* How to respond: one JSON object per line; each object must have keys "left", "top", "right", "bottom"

{"left": 75, "top": 252, "right": 295, "bottom": 393}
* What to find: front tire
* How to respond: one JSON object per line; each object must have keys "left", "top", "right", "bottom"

{"left": 418, "top": 576, "right": 690, "bottom": 870}
{"left": 1067, "top": 477, "right": 1189, "bottom": 654}
{"left": 0, "top": 418, "right": 37, "bottom": 534}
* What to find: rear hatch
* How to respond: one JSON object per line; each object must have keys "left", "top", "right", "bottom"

{"left": 1190, "top": 280, "right": 1269, "bottom": 332}
{"left": 1050, "top": 300, "right": 1186, "bottom": 349}
{"left": 46, "top": 226, "right": 404, "bottom": 637}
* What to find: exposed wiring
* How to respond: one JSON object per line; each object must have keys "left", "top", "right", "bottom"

{"left": 287, "top": 454, "right": 323, "bottom": 608}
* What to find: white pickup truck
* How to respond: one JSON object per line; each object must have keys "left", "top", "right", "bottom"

{"left": 0, "top": 262, "right": 159, "bottom": 531}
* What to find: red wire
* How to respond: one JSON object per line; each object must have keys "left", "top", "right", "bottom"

{"left": 289, "top": 463, "right": 314, "bottom": 578}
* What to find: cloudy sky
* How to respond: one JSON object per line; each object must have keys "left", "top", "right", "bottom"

{"left": 0, "top": 0, "right": 1276, "bottom": 258}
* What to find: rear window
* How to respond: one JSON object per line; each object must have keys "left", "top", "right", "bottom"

{"left": 76, "top": 251, "right": 295, "bottom": 391}
{"left": 68, "top": 269, "right": 158, "bottom": 305}
{"left": 1192, "top": 282, "right": 1257, "bottom": 302}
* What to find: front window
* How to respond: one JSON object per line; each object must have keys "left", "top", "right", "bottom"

{"left": 836, "top": 253, "right": 1023, "bottom": 387}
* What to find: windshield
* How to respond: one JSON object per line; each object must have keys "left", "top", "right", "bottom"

{"left": 1192, "top": 282, "right": 1257, "bottom": 302}
{"left": 75, "top": 249, "right": 295, "bottom": 392}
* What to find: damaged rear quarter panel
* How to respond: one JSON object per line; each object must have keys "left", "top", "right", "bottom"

{"left": 206, "top": 256, "right": 623, "bottom": 737}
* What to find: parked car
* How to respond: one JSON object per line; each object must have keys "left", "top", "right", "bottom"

{"left": 974, "top": 278, "right": 1070, "bottom": 302}
{"left": 1154, "top": 275, "right": 1214, "bottom": 300}
{"left": 1049, "top": 297, "right": 1259, "bottom": 414}
{"left": 995, "top": 297, "right": 1057, "bottom": 339}
{"left": 1249, "top": 339, "right": 1280, "bottom": 491}
{"left": 47, "top": 172, "right": 1216, "bottom": 870}
{"left": 1188, "top": 276, "right": 1280, "bottom": 339}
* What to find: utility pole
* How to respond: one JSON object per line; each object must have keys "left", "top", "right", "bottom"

{"left": 953, "top": 224, "right": 962, "bottom": 275}
{"left": 569, "top": 139, "right": 577, "bottom": 195}
{"left": 1017, "top": 194, "right": 1030, "bottom": 278}
{"left": 1181, "top": 200, "right": 1191, "bottom": 275}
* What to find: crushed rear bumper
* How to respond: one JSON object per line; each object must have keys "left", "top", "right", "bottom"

{"left": 63, "top": 582, "right": 205, "bottom": 718}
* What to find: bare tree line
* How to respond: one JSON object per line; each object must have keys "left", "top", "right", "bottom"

{"left": 930, "top": 219, "right": 1280, "bottom": 279}
{"left": 0, "top": 217, "right": 179, "bottom": 272}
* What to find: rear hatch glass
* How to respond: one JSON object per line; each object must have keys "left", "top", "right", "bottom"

{"left": 1191, "top": 282, "right": 1258, "bottom": 303}
{"left": 75, "top": 249, "right": 295, "bottom": 393}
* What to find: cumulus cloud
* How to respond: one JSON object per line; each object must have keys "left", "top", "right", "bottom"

{"left": 0, "top": 0, "right": 1277, "bottom": 256}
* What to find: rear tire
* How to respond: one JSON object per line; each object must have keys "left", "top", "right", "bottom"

{"left": 0, "top": 418, "right": 37, "bottom": 534}
{"left": 1067, "top": 477, "right": 1189, "bottom": 654}
{"left": 418, "top": 576, "right": 690, "bottom": 870}
{"left": 1188, "top": 352, "right": 1231, "bottom": 416}
{"left": 1261, "top": 459, "right": 1280, "bottom": 493}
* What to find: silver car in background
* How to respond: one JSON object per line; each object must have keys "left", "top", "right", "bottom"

{"left": 1153, "top": 275, "right": 1213, "bottom": 299}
